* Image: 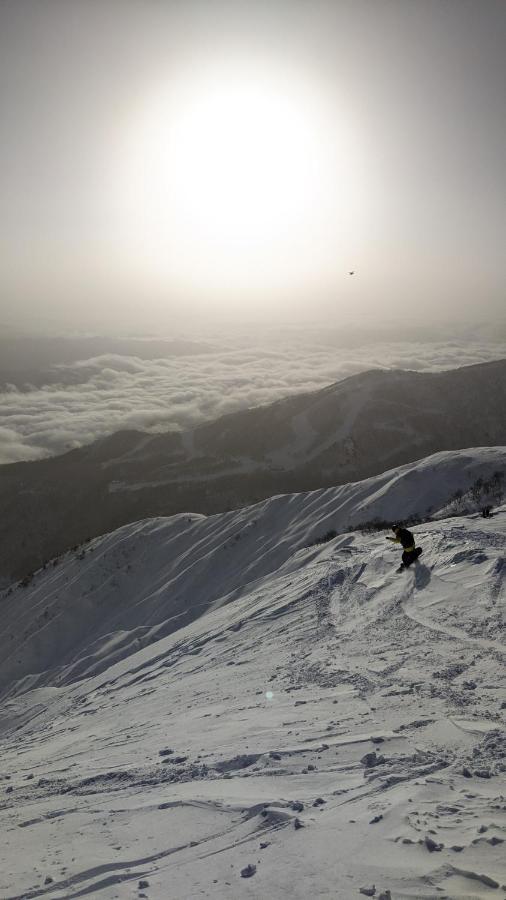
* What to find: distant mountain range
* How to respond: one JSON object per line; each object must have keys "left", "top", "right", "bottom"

{"left": 1, "top": 358, "right": 505, "bottom": 582}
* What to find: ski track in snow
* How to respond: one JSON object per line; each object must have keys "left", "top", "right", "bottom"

{"left": 0, "top": 448, "right": 505, "bottom": 899}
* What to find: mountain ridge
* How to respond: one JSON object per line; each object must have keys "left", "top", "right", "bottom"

{"left": 1, "top": 358, "right": 505, "bottom": 582}
{"left": 1, "top": 445, "right": 504, "bottom": 694}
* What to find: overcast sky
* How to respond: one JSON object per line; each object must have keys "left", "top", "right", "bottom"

{"left": 1, "top": 0, "right": 505, "bottom": 330}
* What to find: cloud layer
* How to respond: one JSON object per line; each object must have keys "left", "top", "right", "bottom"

{"left": 1, "top": 332, "right": 505, "bottom": 465}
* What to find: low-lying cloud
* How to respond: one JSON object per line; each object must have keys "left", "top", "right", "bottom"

{"left": 1, "top": 333, "right": 505, "bottom": 464}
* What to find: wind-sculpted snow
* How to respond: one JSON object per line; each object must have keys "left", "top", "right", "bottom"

{"left": 0, "top": 448, "right": 505, "bottom": 898}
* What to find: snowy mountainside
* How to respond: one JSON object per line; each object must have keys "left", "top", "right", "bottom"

{"left": 1, "top": 446, "right": 504, "bottom": 696}
{"left": 0, "top": 447, "right": 505, "bottom": 899}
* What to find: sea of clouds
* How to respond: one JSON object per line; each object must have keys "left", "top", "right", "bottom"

{"left": 1, "top": 331, "right": 505, "bottom": 464}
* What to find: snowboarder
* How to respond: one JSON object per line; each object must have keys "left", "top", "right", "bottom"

{"left": 387, "top": 524, "right": 422, "bottom": 571}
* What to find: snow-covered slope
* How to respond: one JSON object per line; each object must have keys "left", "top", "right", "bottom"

{"left": 1, "top": 448, "right": 505, "bottom": 899}
{"left": 1, "top": 446, "right": 504, "bottom": 697}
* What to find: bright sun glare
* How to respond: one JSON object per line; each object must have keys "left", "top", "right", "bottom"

{"left": 120, "top": 59, "right": 364, "bottom": 298}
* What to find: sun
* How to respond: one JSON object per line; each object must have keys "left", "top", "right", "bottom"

{"left": 119, "top": 58, "right": 363, "bottom": 299}
{"left": 160, "top": 78, "right": 320, "bottom": 243}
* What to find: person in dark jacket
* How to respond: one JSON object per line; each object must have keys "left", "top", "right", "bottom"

{"left": 387, "top": 525, "right": 422, "bottom": 570}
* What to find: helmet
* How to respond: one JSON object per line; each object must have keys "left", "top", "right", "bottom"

{"left": 391, "top": 524, "right": 401, "bottom": 533}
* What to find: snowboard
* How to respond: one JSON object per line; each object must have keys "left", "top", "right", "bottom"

{"left": 397, "top": 547, "right": 423, "bottom": 572}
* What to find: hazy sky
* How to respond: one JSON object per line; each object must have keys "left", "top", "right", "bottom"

{"left": 1, "top": 0, "right": 505, "bottom": 330}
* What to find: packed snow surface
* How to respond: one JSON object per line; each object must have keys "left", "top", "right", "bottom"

{"left": 0, "top": 447, "right": 505, "bottom": 899}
